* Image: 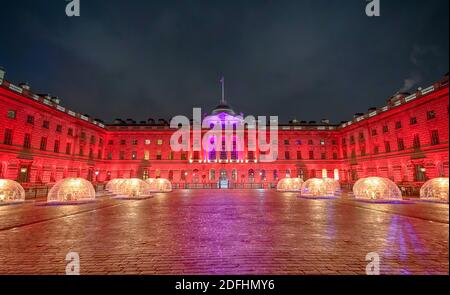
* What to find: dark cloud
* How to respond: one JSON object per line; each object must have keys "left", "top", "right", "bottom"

{"left": 0, "top": 0, "right": 448, "bottom": 123}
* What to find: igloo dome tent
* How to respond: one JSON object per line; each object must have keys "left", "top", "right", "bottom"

{"left": 420, "top": 178, "right": 449, "bottom": 202}
{"left": 0, "top": 179, "right": 26, "bottom": 204}
{"left": 300, "top": 178, "right": 340, "bottom": 197}
{"left": 47, "top": 178, "right": 96, "bottom": 203}
{"left": 116, "top": 179, "right": 152, "bottom": 197}
{"left": 277, "top": 178, "right": 304, "bottom": 192}
{"left": 146, "top": 178, "right": 172, "bottom": 192}
{"left": 106, "top": 178, "right": 125, "bottom": 194}
{"left": 353, "top": 177, "right": 402, "bottom": 201}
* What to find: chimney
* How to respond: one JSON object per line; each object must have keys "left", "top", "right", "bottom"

{"left": 19, "top": 82, "right": 31, "bottom": 91}
{"left": 0, "top": 67, "right": 5, "bottom": 84}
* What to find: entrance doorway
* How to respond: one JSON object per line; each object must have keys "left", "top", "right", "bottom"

{"left": 219, "top": 169, "right": 229, "bottom": 189}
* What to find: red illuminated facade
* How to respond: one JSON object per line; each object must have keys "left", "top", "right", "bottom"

{"left": 0, "top": 67, "right": 448, "bottom": 190}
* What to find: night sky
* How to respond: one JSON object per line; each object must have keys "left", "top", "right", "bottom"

{"left": 0, "top": 0, "right": 448, "bottom": 123}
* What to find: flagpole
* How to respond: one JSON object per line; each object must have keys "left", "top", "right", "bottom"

{"left": 221, "top": 77, "right": 225, "bottom": 104}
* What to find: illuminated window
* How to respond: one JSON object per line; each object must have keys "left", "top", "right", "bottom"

{"left": 322, "top": 169, "right": 327, "bottom": 178}
{"left": 131, "top": 151, "right": 137, "bottom": 160}
{"left": 145, "top": 139, "right": 151, "bottom": 145}
{"left": 334, "top": 169, "right": 339, "bottom": 180}
{"left": 132, "top": 140, "right": 138, "bottom": 145}
{"left": 157, "top": 139, "right": 163, "bottom": 145}
{"left": 210, "top": 169, "right": 216, "bottom": 181}
{"left": 320, "top": 139, "right": 325, "bottom": 145}
{"left": 145, "top": 150, "right": 151, "bottom": 160}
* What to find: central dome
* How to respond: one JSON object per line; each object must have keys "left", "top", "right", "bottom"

{"left": 211, "top": 103, "right": 236, "bottom": 115}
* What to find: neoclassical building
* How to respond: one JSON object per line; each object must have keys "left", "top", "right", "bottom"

{"left": 0, "top": 67, "right": 448, "bottom": 191}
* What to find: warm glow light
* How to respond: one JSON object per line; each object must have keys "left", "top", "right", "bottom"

{"left": 145, "top": 178, "right": 172, "bottom": 192}
{"left": 420, "top": 178, "right": 449, "bottom": 202}
{"left": 47, "top": 178, "right": 96, "bottom": 203}
{"left": 277, "top": 178, "right": 304, "bottom": 192}
{"left": 0, "top": 179, "right": 25, "bottom": 203}
{"left": 353, "top": 177, "right": 402, "bottom": 200}
{"left": 300, "top": 178, "right": 340, "bottom": 197}
{"left": 114, "top": 178, "right": 152, "bottom": 197}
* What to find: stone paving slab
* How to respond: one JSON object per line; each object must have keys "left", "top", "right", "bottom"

{"left": 0, "top": 190, "right": 448, "bottom": 275}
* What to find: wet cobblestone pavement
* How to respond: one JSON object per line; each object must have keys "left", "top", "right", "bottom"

{"left": 0, "top": 190, "right": 448, "bottom": 275}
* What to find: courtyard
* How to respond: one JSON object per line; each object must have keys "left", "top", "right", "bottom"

{"left": 0, "top": 190, "right": 448, "bottom": 275}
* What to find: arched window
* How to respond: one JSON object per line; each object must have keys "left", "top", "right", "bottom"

{"left": 232, "top": 169, "right": 238, "bottom": 181}
{"left": 248, "top": 169, "right": 255, "bottom": 183}
{"left": 334, "top": 169, "right": 339, "bottom": 181}
{"left": 297, "top": 169, "right": 304, "bottom": 180}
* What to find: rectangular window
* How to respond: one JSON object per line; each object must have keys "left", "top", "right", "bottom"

{"left": 181, "top": 152, "right": 187, "bottom": 160}
{"left": 68, "top": 128, "right": 73, "bottom": 136}
{"left": 23, "top": 133, "right": 31, "bottom": 149}
{"left": 427, "top": 110, "right": 436, "bottom": 120}
{"left": 132, "top": 140, "right": 138, "bottom": 145}
{"left": 56, "top": 125, "right": 62, "bottom": 133}
{"left": 156, "top": 151, "right": 162, "bottom": 160}
{"left": 397, "top": 138, "right": 405, "bottom": 151}
{"left": 144, "top": 150, "right": 150, "bottom": 160}
{"left": 321, "top": 153, "right": 326, "bottom": 160}
{"left": 66, "top": 143, "right": 72, "bottom": 155}
{"left": 54, "top": 140, "right": 60, "bottom": 153}
{"left": 7, "top": 110, "right": 16, "bottom": 119}
{"left": 371, "top": 129, "right": 377, "bottom": 136}
{"left": 343, "top": 149, "right": 348, "bottom": 159}
{"left": 108, "top": 140, "right": 114, "bottom": 145}
{"left": 107, "top": 152, "right": 113, "bottom": 160}
{"left": 342, "top": 138, "right": 346, "bottom": 145}
{"left": 431, "top": 130, "right": 440, "bottom": 145}
{"left": 3, "top": 129, "right": 13, "bottom": 145}
{"left": 395, "top": 121, "right": 402, "bottom": 129}
{"left": 297, "top": 151, "right": 302, "bottom": 160}
{"left": 360, "top": 147, "right": 366, "bottom": 156}
{"left": 383, "top": 125, "right": 389, "bottom": 133}
{"left": 350, "top": 136, "right": 355, "bottom": 144}
{"left": 27, "top": 115, "right": 34, "bottom": 125}
{"left": 385, "top": 141, "right": 391, "bottom": 153}
{"left": 296, "top": 139, "right": 302, "bottom": 145}
{"left": 284, "top": 151, "right": 290, "bottom": 160}
{"left": 320, "top": 139, "right": 325, "bottom": 145}
{"left": 131, "top": 151, "right": 137, "bottom": 160}
{"left": 79, "top": 145, "right": 84, "bottom": 156}
{"left": 413, "top": 135, "right": 421, "bottom": 149}
{"left": 284, "top": 140, "right": 290, "bottom": 145}
{"left": 331, "top": 139, "right": 337, "bottom": 145}
{"left": 374, "top": 146, "right": 379, "bottom": 154}
{"left": 120, "top": 140, "right": 126, "bottom": 145}
{"left": 410, "top": 117, "right": 417, "bottom": 125}
{"left": 145, "top": 139, "right": 151, "bottom": 145}
{"left": 119, "top": 151, "right": 125, "bottom": 160}
{"left": 333, "top": 152, "right": 338, "bottom": 160}
{"left": 309, "top": 151, "right": 314, "bottom": 159}
{"left": 97, "top": 150, "right": 102, "bottom": 159}
{"left": 42, "top": 120, "right": 50, "bottom": 129}
{"left": 90, "top": 136, "right": 96, "bottom": 144}
{"left": 157, "top": 139, "right": 163, "bottom": 145}
{"left": 40, "top": 137, "right": 47, "bottom": 151}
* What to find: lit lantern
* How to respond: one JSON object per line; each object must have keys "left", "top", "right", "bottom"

{"left": 353, "top": 177, "right": 402, "bottom": 200}
{"left": 420, "top": 178, "right": 449, "bottom": 203}
{"left": 0, "top": 179, "right": 25, "bottom": 204}
{"left": 47, "top": 178, "right": 96, "bottom": 203}
{"left": 145, "top": 178, "right": 172, "bottom": 192}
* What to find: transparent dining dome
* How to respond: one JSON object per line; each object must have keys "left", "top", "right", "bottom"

{"left": 0, "top": 179, "right": 26, "bottom": 203}
{"left": 146, "top": 178, "right": 172, "bottom": 192}
{"left": 47, "top": 178, "right": 96, "bottom": 203}
{"left": 420, "top": 178, "right": 449, "bottom": 202}
{"left": 106, "top": 178, "right": 126, "bottom": 194}
{"left": 277, "top": 178, "right": 304, "bottom": 192}
{"left": 300, "top": 178, "right": 340, "bottom": 197}
{"left": 116, "top": 179, "right": 152, "bottom": 197}
{"left": 353, "top": 177, "right": 402, "bottom": 200}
